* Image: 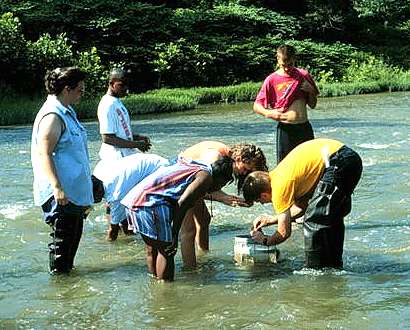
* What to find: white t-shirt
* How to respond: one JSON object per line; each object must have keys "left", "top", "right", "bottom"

{"left": 93, "top": 153, "right": 169, "bottom": 203}
{"left": 97, "top": 94, "right": 136, "bottom": 160}
{"left": 93, "top": 153, "right": 169, "bottom": 224}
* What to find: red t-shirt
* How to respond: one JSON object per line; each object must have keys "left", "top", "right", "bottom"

{"left": 255, "top": 68, "right": 318, "bottom": 112}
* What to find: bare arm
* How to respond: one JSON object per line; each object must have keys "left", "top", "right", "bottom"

{"left": 205, "top": 190, "right": 249, "bottom": 207}
{"left": 300, "top": 80, "right": 318, "bottom": 109}
{"left": 37, "top": 114, "right": 68, "bottom": 205}
{"left": 171, "top": 172, "right": 214, "bottom": 244}
{"left": 253, "top": 102, "right": 288, "bottom": 121}
{"left": 252, "top": 203, "right": 305, "bottom": 230}
{"left": 251, "top": 209, "right": 292, "bottom": 246}
{"left": 101, "top": 133, "right": 151, "bottom": 152}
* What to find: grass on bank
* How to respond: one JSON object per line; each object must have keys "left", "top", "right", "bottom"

{"left": 2, "top": 74, "right": 410, "bottom": 126}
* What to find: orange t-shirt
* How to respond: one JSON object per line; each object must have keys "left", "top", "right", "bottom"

{"left": 270, "top": 138, "right": 344, "bottom": 213}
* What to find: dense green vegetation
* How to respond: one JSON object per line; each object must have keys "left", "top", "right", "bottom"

{"left": 1, "top": 0, "right": 410, "bottom": 125}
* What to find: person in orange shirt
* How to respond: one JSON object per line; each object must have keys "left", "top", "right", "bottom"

{"left": 242, "top": 138, "right": 362, "bottom": 269}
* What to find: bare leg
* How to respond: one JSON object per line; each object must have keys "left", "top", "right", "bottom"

{"left": 144, "top": 243, "right": 158, "bottom": 276}
{"left": 107, "top": 223, "right": 120, "bottom": 241}
{"left": 141, "top": 234, "right": 174, "bottom": 281}
{"left": 193, "top": 199, "right": 211, "bottom": 254}
{"left": 156, "top": 249, "right": 175, "bottom": 281}
{"left": 180, "top": 208, "right": 197, "bottom": 268}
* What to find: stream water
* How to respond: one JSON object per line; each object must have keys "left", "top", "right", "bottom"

{"left": 1, "top": 92, "right": 409, "bottom": 329}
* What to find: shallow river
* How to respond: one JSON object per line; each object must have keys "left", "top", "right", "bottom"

{"left": 1, "top": 92, "right": 410, "bottom": 329}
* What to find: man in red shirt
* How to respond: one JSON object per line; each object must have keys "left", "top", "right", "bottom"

{"left": 253, "top": 44, "right": 320, "bottom": 163}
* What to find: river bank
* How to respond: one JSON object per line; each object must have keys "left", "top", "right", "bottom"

{"left": 2, "top": 74, "right": 410, "bottom": 126}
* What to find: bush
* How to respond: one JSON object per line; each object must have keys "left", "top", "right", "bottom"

{"left": 26, "top": 33, "right": 74, "bottom": 89}
{"left": 342, "top": 54, "right": 401, "bottom": 83}
{"left": 76, "top": 47, "right": 108, "bottom": 96}
{"left": 0, "top": 13, "right": 27, "bottom": 92}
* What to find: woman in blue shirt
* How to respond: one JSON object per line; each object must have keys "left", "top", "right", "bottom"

{"left": 31, "top": 67, "right": 93, "bottom": 274}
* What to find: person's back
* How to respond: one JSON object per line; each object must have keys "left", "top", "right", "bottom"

{"left": 180, "top": 141, "right": 230, "bottom": 164}
{"left": 122, "top": 158, "right": 211, "bottom": 210}
{"left": 270, "top": 138, "right": 344, "bottom": 213}
{"left": 93, "top": 153, "right": 169, "bottom": 240}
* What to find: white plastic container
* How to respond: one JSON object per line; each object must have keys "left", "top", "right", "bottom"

{"left": 234, "top": 234, "right": 279, "bottom": 265}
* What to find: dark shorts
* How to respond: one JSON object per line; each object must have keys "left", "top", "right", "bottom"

{"left": 303, "top": 146, "right": 363, "bottom": 269}
{"left": 276, "top": 121, "right": 314, "bottom": 163}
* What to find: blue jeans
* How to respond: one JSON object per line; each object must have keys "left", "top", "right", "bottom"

{"left": 303, "top": 146, "right": 363, "bottom": 269}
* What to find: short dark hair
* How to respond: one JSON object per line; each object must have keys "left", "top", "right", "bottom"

{"left": 210, "top": 156, "right": 234, "bottom": 192}
{"left": 242, "top": 171, "right": 271, "bottom": 203}
{"left": 109, "top": 68, "right": 127, "bottom": 82}
{"left": 44, "top": 67, "right": 86, "bottom": 95}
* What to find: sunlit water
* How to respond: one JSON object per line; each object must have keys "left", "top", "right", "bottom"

{"left": 1, "top": 92, "right": 410, "bottom": 329}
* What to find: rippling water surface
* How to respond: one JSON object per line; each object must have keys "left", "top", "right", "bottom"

{"left": 1, "top": 92, "right": 410, "bottom": 329}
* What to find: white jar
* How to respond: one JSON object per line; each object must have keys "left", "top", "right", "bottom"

{"left": 234, "top": 234, "right": 280, "bottom": 265}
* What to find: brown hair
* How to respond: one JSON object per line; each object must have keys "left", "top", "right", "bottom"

{"left": 276, "top": 44, "right": 297, "bottom": 64}
{"left": 45, "top": 67, "right": 86, "bottom": 95}
{"left": 230, "top": 143, "right": 268, "bottom": 192}
{"left": 242, "top": 171, "right": 271, "bottom": 203}
{"left": 230, "top": 143, "right": 268, "bottom": 171}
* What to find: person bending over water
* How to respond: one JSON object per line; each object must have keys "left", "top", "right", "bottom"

{"left": 253, "top": 44, "right": 319, "bottom": 163}
{"left": 121, "top": 157, "right": 234, "bottom": 281}
{"left": 242, "top": 139, "right": 362, "bottom": 269}
{"left": 92, "top": 153, "right": 169, "bottom": 241}
{"left": 179, "top": 141, "right": 268, "bottom": 267}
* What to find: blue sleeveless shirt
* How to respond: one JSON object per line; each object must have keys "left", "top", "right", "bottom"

{"left": 31, "top": 95, "right": 93, "bottom": 206}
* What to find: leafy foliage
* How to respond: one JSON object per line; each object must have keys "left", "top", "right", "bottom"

{"left": 0, "top": 0, "right": 410, "bottom": 96}
{"left": 0, "top": 13, "right": 27, "bottom": 93}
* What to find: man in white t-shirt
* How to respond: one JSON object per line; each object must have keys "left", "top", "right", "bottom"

{"left": 97, "top": 68, "right": 151, "bottom": 160}
{"left": 93, "top": 153, "right": 169, "bottom": 241}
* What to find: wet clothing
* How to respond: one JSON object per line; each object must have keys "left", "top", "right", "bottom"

{"left": 42, "top": 197, "right": 89, "bottom": 273}
{"left": 276, "top": 121, "right": 314, "bottom": 163}
{"left": 269, "top": 139, "right": 362, "bottom": 269}
{"left": 31, "top": 95, "right": 93, "bottom": 274}
{"left": 303, "top": 145, "right": 363, "bottom": 268}
{"left": 31, "top": 95, "right": 93, "bottom": 207}
{"left": 93, "top": 153, "right": 169, "bottom": 224}
{"left": 255, "top": 68, "right": 318, "bottom": 112}
{"left": 121, "top": 158, "right": 211, "bottom": 242}
{"left": 97, "top": 94, "right": 135, "bottom": 160}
